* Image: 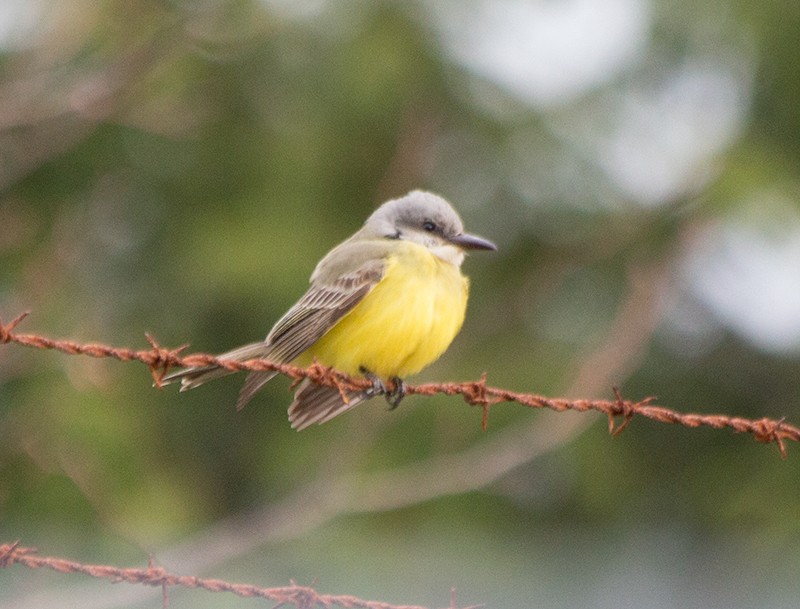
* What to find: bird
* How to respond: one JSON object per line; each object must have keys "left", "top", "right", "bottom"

{"left": 162, "top": 190, "right": 496, "bottom": 430}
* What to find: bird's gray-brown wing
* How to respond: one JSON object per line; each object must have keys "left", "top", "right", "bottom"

{"left": 234, "top": 257, "right": 386, "bottom": 410}
{"left": 262, "top": 258, "right": 385, "bottom": 361}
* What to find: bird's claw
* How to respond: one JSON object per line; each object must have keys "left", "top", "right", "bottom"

{"left": 360, "top": 368, "right": 405, "bottom": 410}
{"left": 385, "top": 376, "right": 406, "bottom": 410}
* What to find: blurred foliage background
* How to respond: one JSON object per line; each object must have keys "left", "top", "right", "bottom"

{"left": 1, "top": 1, "right": 800, "bottom": 607}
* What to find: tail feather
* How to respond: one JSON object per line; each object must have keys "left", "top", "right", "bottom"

{"left": 161, "top": 342, "right": 272, "bottom": 391}
{"left": 235, "top": 371, "right": 279, "bottom": 411}
{"left": 164, "top": 341, "right": 377, "bottom": 427}
{"left": 288, "top": 379, "right": 370, "bottom": 430}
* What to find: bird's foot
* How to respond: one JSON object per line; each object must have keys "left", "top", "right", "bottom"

{"left": 361, "top": 367, "right": 386, "bottom": 397}
{"left": 385, "top": 376, "right": 406, "bottom": 410}
{"left": 360, "top": 368, "right": 406, "bottom": 410}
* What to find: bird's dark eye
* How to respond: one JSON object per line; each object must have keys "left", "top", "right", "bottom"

{"left": 422, "top": 220, "right": 437, "bottom": 232}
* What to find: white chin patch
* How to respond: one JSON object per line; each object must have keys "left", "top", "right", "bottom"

{"left": 430, "top": 243, "right": 465, "bottom": 266}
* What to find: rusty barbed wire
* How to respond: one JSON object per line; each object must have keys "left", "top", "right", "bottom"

{"left": 0, "top": 542, "right": 478, "bottom": 609}
{"left": 1, "top": 311, "right": 798, "bottom": 457}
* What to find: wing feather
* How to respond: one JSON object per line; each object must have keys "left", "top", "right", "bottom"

{"left": 235, "top": 257, "right": 386, "bottom": 409}
{"left": 164, "top": 242, "right": 388, "bottom": 417}
{"left": 264, "top": 257, "right": 385, "bottom": 363}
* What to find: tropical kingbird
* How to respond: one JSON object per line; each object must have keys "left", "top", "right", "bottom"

{"left": 163, "top": 190, "right": 496, "bottom": 430}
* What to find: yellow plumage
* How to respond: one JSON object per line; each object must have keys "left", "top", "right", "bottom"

{"left": 298, "top": 241, "right": 469, "bottom": 378}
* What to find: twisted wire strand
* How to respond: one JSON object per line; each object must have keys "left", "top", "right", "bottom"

{"left": 1, "top": 311, "right": 797, "bottom": 457}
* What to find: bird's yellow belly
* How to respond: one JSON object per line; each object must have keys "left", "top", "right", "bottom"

{"left": 301, "top": 243, "right": 469, "bottom": 379}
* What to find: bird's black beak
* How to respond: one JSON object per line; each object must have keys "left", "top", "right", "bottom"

{"left": 449, "top": 232, "right": 497, "bottom": 251}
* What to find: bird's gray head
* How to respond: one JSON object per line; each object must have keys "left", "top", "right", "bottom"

{"left": 364, "top": 190, "right": 496, "bottom": 265}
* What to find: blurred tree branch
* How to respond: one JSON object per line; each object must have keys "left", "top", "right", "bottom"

{"left": 0, "top": 16, "right": 180, "bottom": 190}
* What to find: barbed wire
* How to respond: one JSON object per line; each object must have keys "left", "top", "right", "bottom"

{"left": 0, "top": 542, "right": 476, "bottom": 609}
{"left": 1, "top": 311, "right": 798, "bottom": 457}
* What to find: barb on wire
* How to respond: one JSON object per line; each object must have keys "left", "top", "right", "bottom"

{"left": 1, "top": 312, "right": 798, "bottom": 458}
{"left": 0, "top": 542, "right": 478, "bottom": 609}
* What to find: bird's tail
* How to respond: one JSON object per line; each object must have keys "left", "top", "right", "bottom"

{"left": 287, "top": 378, "right": 371, "bottom": 430}
{"left": 161, "top": 342, "right": 276, "bottom": 393}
